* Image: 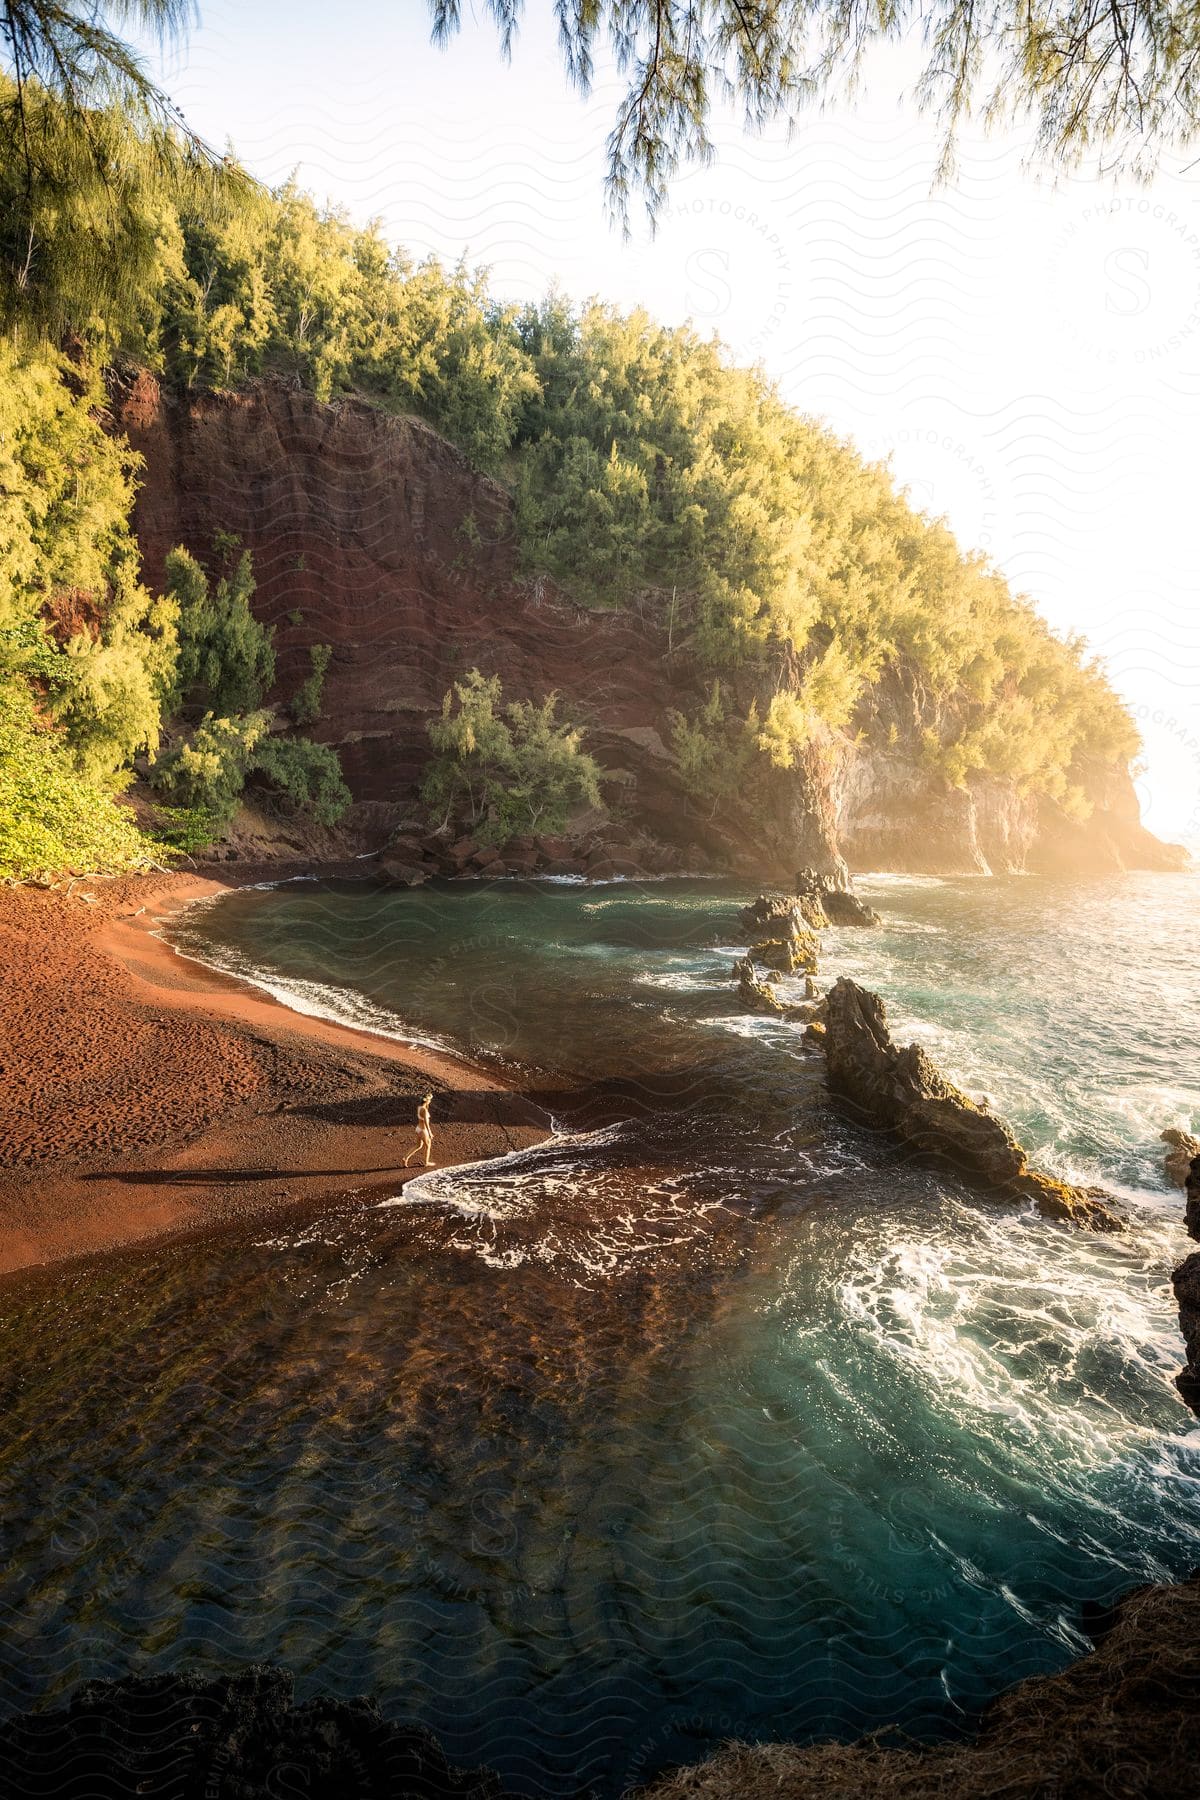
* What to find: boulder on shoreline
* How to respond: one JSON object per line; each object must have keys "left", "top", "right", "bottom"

{"left": 822, "top": 977, "right": 1122, "bottom": 1231}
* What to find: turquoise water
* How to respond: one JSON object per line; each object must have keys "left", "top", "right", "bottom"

{"left": 1, "top": 872, "right": 1197, "bottom": 1794}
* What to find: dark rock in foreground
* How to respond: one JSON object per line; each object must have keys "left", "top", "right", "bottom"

{"left": 1175, "top": 1250, "right": 1200, "bottom": 1413}
{"left": 1173, "top": 1154, "right": 1200, "bottom": 1412}
{"left": 0, "top": 1665, "right": 501, "bottom": 1799}
{"left": 822, "top": 977, "right": 1122, "bottom": 1231}
{"left": 640, "top": 1575, "right": 1200, "bottom": 1799}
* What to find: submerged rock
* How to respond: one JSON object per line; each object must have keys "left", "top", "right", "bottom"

{"left": 1163, "top": 1127, "right": 1200, "bottom": 1190}
{"left": 0, "top": 1665, "right": 501, "bottom": 1799}
{"left": 822, "top": 977, "right": 1122, "bottom": 1231}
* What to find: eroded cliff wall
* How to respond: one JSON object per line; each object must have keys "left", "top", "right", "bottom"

{"left": 117, "top": 375, "right": 1185, "bottom": 879}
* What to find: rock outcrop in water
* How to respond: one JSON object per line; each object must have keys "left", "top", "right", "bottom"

{"left": 1172, "top": 1154, "right": 1200, "bottom": 1412}
{"left": 737, "top": 898, "right": 820, "bottom": 975}
{"left": 793, "top": 867, "right": 882, "bottom": 927}
{"left": 732, "top": 955, "right": 789, "bottom": 1015}
{"left": 0, "top": 1665, "right": 501, "bottom": 1799}
{"left": 822, "top": 978, "right": 1122, "bottom": 1230}
{"left": 1163, "top": 1128, "right": 1200, "bottom": 1192}
{"left": 640, "top": 1575, "right": 1200, "bottom": 1800}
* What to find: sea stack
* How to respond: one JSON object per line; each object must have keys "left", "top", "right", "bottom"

{"left": 821, "top": 977, "right": 1122, "bottom": 1231}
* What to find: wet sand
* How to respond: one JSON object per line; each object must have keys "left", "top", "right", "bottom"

{"left": 0, "top": 870, "right": 549, "bottom": 1273}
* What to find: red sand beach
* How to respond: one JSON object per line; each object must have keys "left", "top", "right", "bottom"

{"left": 0, "top": 872, "right": 548, "bottom": 1273}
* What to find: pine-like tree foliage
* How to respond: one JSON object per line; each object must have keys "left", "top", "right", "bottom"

{"left": 430, "top": 0, "right": 1200, "bottom": 219}
{"left": 0, "top": 340, "right": 177, "bottom": 778}
{"left": 0, "top": 1, "right": 246, "bottom": 346}
{"left": 423, "top": 670, "right": 602, "bottom": 842}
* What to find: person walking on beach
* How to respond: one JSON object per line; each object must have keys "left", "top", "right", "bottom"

{"left": 404, "top": 1092, "right": 436, "bottom": 1168}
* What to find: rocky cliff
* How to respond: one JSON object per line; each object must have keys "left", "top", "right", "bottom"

{"left": 115, "top": 374, "right": 1186, "bottom": 880}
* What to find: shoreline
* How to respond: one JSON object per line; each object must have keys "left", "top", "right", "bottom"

{"left": 0, "top": 868, "right": 551, "bottom": 1276}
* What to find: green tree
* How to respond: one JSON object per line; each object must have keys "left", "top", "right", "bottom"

{"left": 164, "top": 541, "right": 275, "bottom": 718}
{"left": 431, "top": 0, "right": 1200, "bottom": 219}
{"left": 422, "top": 669, "right": 602, "bottom": 842}
{"left": 0, "top": 341, "right": 177, "bottom": 778}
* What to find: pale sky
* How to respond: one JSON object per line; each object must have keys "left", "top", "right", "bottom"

{"left": 147, "top": 1, "right": 1200, "bottom": 843}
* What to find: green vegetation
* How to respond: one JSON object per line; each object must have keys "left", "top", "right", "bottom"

{"left": 423, "top": 670, "right": 602, "bottom": 843}
{"left": 0, "top": 60, "right": 1145, "bottom": 876}
{"left": 290, "top": 644, "right": 332, "bottom": 727}
{"left": 434, "top": 2, "right": 1199, "bottom": 216}
{"left": 0, "top": 330, "right": 349, "bottom": 877}
{"left": 150, "top": 543, "right": 347, "bottom": 830}
{"left": 0, "top": 685, "right": 157, "bottom": 881}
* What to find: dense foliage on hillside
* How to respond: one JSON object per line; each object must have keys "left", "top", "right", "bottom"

{"left": 93, "top": 138, "right": 1133, "bottom": 815}
{"left": 0, "top": 74, "right": 1141, "bottom": 876}
{"left": 0, "top": 330, "right": 348, "bottom": 880}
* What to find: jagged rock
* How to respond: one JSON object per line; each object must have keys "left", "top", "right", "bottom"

{"left": 748, "top": 931, "right": 819, "bottom": 976}
{"left": 792, "top": 867, "right": 881, "bottom": 927}
{"left": 794, "top": 892, "right": 828, "bottom": 929}
{"left": 750, "top": 937, "right": 798, "bottom": 973}
{"left": 1171, "top": 1155, "right": 1200, "bottom": 1412}
{"left": 0, "top": 1665, "right": 502, "bottom": 1799}
{"left": 1174, "top": 1250, "right": 1200, "bottom": 1413}
{"left": 1163, "top": 1127, "right": 1200, "bottom": 1190}
{"left": 732, "top": 955, "right": 787, "bottom": 1015}
{"left": 738, "top": 894, "right": 802, "bottom": 933}
{"left": 822, "top": 977, "right": 1122, "bottom": 1231}
{"left": 803, "top": 1020, "right": 827, "bottom": 1047}
{"left": 737, "top": 897, "right": 820, "bottom": 971}
{"left": 821, "top": 887, "right": 882, "bottom": 927}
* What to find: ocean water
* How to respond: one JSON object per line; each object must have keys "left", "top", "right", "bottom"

{"left": 1, "top": 872, "right": 1197, "bottom": 1795}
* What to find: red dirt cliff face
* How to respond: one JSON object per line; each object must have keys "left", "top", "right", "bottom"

{"left": 117, "top": 372, "right": 844, "bottom": 876}
{"left": 115, "top": 374, "right": 1184, "bottom": 879}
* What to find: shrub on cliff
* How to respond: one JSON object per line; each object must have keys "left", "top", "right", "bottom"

{"left": 422, "top": 669, "right": 602, "bottom": 842}
{"left": 149, "top": 544, "right": 348, "bottom": 839}
{"left": 289, "top": 644, "right": 332, "bottom": 726}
